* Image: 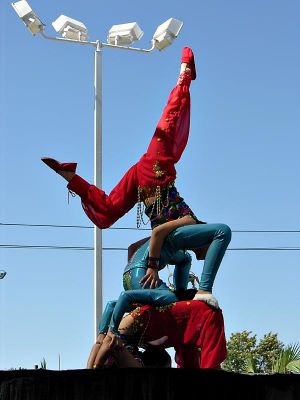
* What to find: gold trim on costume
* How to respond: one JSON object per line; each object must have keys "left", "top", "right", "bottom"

{"left": 153, "top": 160, "right": 164, "bottom": 178}
{"left": 123, "top": 271, "right": 131, "bottom": 291}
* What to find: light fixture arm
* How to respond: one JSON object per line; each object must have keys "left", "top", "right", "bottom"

{"left": 40, "top": 31, "right": 97, "bottom": 47}
{"left": 101, "top": 39, "right": 156, "bottom": 53}
{"left": 40, "top": 31, "right": 156, "bottom": 52}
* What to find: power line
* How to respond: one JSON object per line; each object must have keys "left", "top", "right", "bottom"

{"left": 228, "top": 247, "right": 300, "bottom": 251}
{"left": 0, "top": 244, "right": 93, "bottom": 250}
{"left": 0, "top": 244, "right": 123, "bottom": 251}
{"left": 1, "top": 222, "right": 300, "bottom": 233}
{"left": 0, "top": 222, "right": 150, "bottom": 231}
{"left": 0, "top": 223, "right": 93, "bottom": 229}
{"left": 2, "top": 223, "right": 300, "bottom": 251}
{"left": 232, "top": 230, "right": 300, "bottom": 233}
{"left": 1, "top": 244, "right": 300, "bottom": 251}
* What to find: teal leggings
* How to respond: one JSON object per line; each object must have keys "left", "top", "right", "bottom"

{"left": 98, "top": 246, "right": 192, "bottom": 334}
{"left": 168, "top": 223, "right": 232, "bottom": 292}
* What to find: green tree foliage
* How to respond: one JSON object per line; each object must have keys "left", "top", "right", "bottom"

{"left": 223, "top": 331, "right": 284, "bottom": 373}
{"left": 272, "top": 343, "right": 300, "bottom": 373}
{"left": 255, "top": 332, "right": 284, "bottom": 373}
{"left": 222, "top": 331, "right": 257, "bottom": 372}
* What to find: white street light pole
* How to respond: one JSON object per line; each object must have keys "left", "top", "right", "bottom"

{"left": 12, "top": 0, "right": 183, "bottom": 339}
{"left": 94, "top": 41, "right": 103, "bottom": 335}
{"left": 91, "top": 40, "right": 157, "bottom": 337}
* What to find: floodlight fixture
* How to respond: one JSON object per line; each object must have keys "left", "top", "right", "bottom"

{"left": 153, "top": 18, "right": 183, "bottom": 50}
{"left": 0, "top": 270, "right": 7, "bottom": 279}
{"left": 52, "top": 15, "right": 88, "bottom": 41}
{"left": 11, "top": 0, "right": 44, "bottom": 35}
{"left": 107, "top": 22, "right": 144, "bottom": 46}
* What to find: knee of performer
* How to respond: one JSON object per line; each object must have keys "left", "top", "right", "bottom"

{"left": 119, "top": 291, "right": 131, "bottom": 302}
{"left": 107, "top": 300, "right": 117, "bottom": 308}
{"left": 218, "top": 224, "right": 232, "bottom": 241}
{"left": 119, "top": 291, "right": 126, "bottom": 299}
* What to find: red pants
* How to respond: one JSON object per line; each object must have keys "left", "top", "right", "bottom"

{"left": 68, "top": 72, "right": 192, "bottom": 229}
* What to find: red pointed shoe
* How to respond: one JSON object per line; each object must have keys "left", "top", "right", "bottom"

{"left": 41, "top": 157, "right": 77, "bottom": 173}
{"left": 181, "top": 47, "right": 196, "bottom": 80}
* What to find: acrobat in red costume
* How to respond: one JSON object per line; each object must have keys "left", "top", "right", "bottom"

{"left": 42, "top": 48, "right": 232, "bottom": 304}
{"left": 88, "top": 299, "right": 227, "bottom": 369}
{"left": 66, "top": 50, "right": 194, "bottom": 229}
{"left": 137, "top": 301, "right": 227, "bottom": 369}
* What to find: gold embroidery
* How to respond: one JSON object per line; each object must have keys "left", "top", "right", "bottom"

{"left": 153, "top": 160, "right": 164, "bottom": 178}
{"left": 123, "top": 271, "right": 131, "bottom": 290}
{"left": 155, "top": 303, "right": 175, "bottom": 312}
{"left": 130, "top": 307, "right": 152, "bottom": 347}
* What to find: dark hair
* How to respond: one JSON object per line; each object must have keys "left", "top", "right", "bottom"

{"left": 174, "top": 288, "right": 197, "bottom": 301}
{"left": 140, "top": 346, "right": 171, "bottom": 368}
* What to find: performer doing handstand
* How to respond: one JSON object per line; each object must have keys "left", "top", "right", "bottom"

{"left": 89, "top": 296, "right": 227, "bottom": 369}
{"left": 41, "top": 47, "right": 231, "bottom": 304}
{"left": 86, "top": 236, "right": 193, "bottom": 368}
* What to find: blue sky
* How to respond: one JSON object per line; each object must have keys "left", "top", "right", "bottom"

{"left": 1, "top": 0, "right": 300, "bottom": 370}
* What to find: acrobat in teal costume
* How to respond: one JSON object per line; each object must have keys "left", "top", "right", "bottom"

{"left": 99, "top": 225, "right": 231, "bottom": 335}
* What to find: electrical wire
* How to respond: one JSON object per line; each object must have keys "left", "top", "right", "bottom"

{"left": 1, "top": 244, "right": 300, "bottom": 251}
{"left": 1, "top": 222, "right": 300, "bottom": 233}
{"left": 1, "top": 222, "right": 300, "bottom": 251}
{"left": 0, "top": 222, "right": 150, "bottom": 230}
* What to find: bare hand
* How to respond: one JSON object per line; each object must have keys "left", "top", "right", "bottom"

{"left": 140, "top": 268, "right": 160, "bottom": 288}
{"left": 96, "top": 333, "right": 106, "bottom": 347}
{"left": 107, "top": 330, "right": 124, "bottom": 351}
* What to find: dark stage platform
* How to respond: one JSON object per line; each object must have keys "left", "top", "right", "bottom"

{"left": 1, "top": 368, "right": 299, "bottom": 400}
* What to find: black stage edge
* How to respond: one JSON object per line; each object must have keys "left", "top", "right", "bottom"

{"left": 1, "top": 368, "right": 300, "bottom": 400}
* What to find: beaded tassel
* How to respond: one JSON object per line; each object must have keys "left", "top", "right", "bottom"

{"left": 136, "top": 183, "right": 171, "bottom": 228}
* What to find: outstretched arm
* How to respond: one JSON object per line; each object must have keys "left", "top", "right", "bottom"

{"left": 86, "top": 333, "right": 106, "bottom": 369}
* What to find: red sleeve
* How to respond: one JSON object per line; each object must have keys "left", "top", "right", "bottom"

{"left": 68, "top": 164, "right": 138, "bottom": 229}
